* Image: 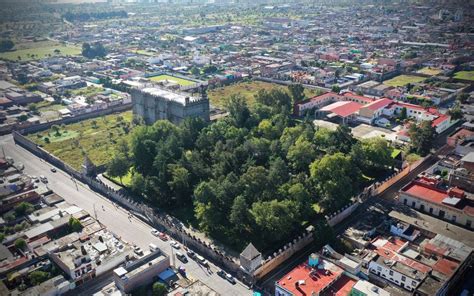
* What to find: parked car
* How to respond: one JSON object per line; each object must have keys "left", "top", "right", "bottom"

{"left": 170, "top": 241, "right": 180, "bottom": 249}
{"left": 50, "top": 168, "right": 57, "bottom": 173}
{"left": 158, "top": 232, "right": 168, "bottom": 241}
{"left": 151, "top": 229, "right": 159, "bottom": 236}
{"left": 226, "top": 273, "right": 236, "bottom": 284}
{"left": 149, "top": 243, "right": 158, "bottom": 252}
{"left": 133, "top": 246, "right": 144, "bottom": 256}
{"left": 178, "top": 266, "right": 186, "bottom": 276}
{"left": 217, "top": 270, "right": 226, "bottom": 279}
{"left": 186, "top": 249, "right": 196, "bottom": 259}
{"left": 40, "top": 176, "right": 47, "bottom": 183}
{"left": 176, "top": 252, "right": 188, "bottom": 263}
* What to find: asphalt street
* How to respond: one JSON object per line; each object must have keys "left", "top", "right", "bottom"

{"left": 1, "top": 134, "right": 252, "bottom": 296}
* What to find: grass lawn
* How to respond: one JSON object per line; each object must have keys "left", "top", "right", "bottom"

{"left": 207, "top": 80, "right": 321, "bottom": 108}
{"left": 27, "top": 111, "right": 134, "bottom": 170}
{"left": 417, "top": 67, "right": 442, "bottom": 76}
{"left": 454, "top": 71, "right": 474, "bottom": 81}
{"left": 134, "top": 49, "right": 156, "bottom": 56}
{"left": 70, "top": 86, "right": 104, "bottom": 97}
{"left": 105, "top": 168, "right": 133, "bottom": 187}
{"left": 0, "top": 41, "right": 81, "bottom": 61}
{"left": 149, "top": 74, "right": 196, "bottom": 86}
{"left": 383, "top": 75, "right": 425, "bottom": 87}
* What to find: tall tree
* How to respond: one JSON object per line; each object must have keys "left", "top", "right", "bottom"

{"left": 288, "top": 84, "right": 305, "bottom": 104}
{"left": 106, "top": 153, "right": 130, "bottom": 184}
{"left": 225, "top": 94, "right": 251, "bottom": 128}
{"left": 409, "top": 121, "right": 435, "bottom": 156}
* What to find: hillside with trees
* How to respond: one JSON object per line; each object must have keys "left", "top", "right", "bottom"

{"left": 111, "top": 88, "right": 394, "bottom": 251}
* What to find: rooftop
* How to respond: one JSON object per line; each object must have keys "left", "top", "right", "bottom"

{"left": 320, "top": 101, "right": 362, "bottom": 118}
{"left": 276, "top": 260, "right": 343, "bottom": 295}
{"left": 139, "top": 87, "right": 201, "bottom": 105}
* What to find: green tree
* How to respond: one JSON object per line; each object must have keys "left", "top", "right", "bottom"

{"left": 29, "top": 271, "right": 50, "bottom": 285}
{"left": 400, "top": 107, "right": 407, "bottom": 120}
{"left": 456, "top": 93, "right": 468, "bottom": 104}
{"left": 288, "top": 84, "right": 305, "bottom": 104}
{"left": 106, "top": 153, "right": 130, "bottom": 184}
{"left": 167, "top": 164, "right": 190, "bottom": 202}
{"left": 14, "top": 202, "right": 34, "bottom": 216}
{"left": 409, "top": 121, "right": 435, "bottom": 156}
{"left": 28, "top": 103, "right": 38, "bottom": 114}
{"left": 68, "top": 217, "right": 83, "bottom": 232}
{"left": 225, "top": 94, "right": 251, "bottom": 128}
{"left": 250, "top": 199, "right": 300, "bottom": 244}
{"left": 51, "top": 125, "right": 61, "bottom": 137}
{"left": 229, "top": 195, "right": 249, "bottom": 229}
{"left": 310, "top": 153, "right": 360, "bottom": 211}
{"left": 331, "top": 84, "right": 341, "bottom": 93}
{"left": 15, "top": 238, "right": 27, "bottom": 250}
{"left": 130, "top": 173, "right": 145, "bottom": 196}
{"left": 447, "top": 103, "right": 463, "bottom": 121}
{"left": 152, "top": 282, "right": 167, "bottom": 296}
{"left": 0, "top": 39, "right": 14, "bottom": 52}
{"left": 351, "top": 138, "right": 393, "bottom": 174}
{"left": 190, "top": 66, "right": 200, "bottom": 76}
{"left": 287, "top": 137, "right": 317, "bottom": 172}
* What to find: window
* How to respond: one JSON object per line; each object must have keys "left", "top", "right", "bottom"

{"left": 429, "top": 207, "right": 433, "bottom": 214}
{"left": 467, "top": 220, "right": 472, "bottom": 228}
{"left": 377, "top": 266, "right": 382, "bottom": 271}
{"left": 404, "top": 199, "right": 408, "bottom": 205}
{"left": 402, "top": 276, "right": 406, "bottom": 282}
{"left": 452, "top": 216, "right": 456, "bottom": 223}
{"left": 412, "top": 201, "right": 416, "bottom": 207}
{"left": 389, "top": 270, "right": 394, "bottom": 276}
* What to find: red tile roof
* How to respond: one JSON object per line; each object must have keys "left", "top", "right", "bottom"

{"left": 277, "top": 262, "right": 343, "bottom": 295}
{"left": 402, "top": 182, "right": 449, "bottom": 205}
{"left": 364, "top": 98, "right": 393, "bottom": 111}
{"left": 321, "top": 275, "right": 357, "bottom": 296}
{"left": 320, "top": 101, "right": 363, "bottom": 117}
{"left": 432, "top": 258, "right": 459, "bottom": 276}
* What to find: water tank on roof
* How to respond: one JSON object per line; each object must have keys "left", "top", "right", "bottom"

{"left": 308, "top": 253, "right": 319, "bottom": 267}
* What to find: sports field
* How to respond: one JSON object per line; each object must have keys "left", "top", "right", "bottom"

{"left": 416, "top": 67, "right": 442, "bottom": 76}
{"left": 454, "top": 71, "right": 474, "bottom": 81}
{"left": 149, "top": 75, "right": 196, "bottom": 86}
{"left": 0, "top": 41, "right": 81, "bottom": 61}
{"left": 383, "top": 75, "right": 425, "bottom": 87}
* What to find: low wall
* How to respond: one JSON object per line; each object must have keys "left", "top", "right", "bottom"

{"left": 326, "top": 201, "right": 360, "bottom": 227}
{"left": 253, "top": 228, "right": 314, "bottom": 280}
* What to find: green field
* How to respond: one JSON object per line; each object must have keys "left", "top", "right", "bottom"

{"left": 417, "top": 67, "right": 442, "bottom": 76}
{"left": 105, "top": 168, "right": 133, "bottom": 186}
{"left": 27, "top": 111, "right": 134, "bottom": 170}
{"left": 454, "top": 71, "right": 474, "bottom": 81}
{"left": 149, "top": 75, "right": 196, "bottom": 86}
{"left": 383, "top": 75, "right": 425, "bottom": 87}
{"left": 208, "top": 80, "right": 321, "bottom": 108}
{"left": 0, "top": 41, "right": 81, "bottom": 61}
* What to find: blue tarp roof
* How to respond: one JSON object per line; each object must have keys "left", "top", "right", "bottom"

{"left": 158, "top": 268, "right": 176, "bottom": 281}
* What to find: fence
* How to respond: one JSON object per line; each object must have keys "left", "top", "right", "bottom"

{"left": 12, "top": 131, "right": 250, "bottom": 284}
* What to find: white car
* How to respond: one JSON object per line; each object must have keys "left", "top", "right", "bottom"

{"left": 151, "top": 229, "right": 159, "bottom": 236}
{"left": 170, "top": 241, "right": 180, "bottom": 249}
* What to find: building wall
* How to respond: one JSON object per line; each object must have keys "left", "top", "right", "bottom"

{"left": 368, "top": 260, "right": 420, "bottom": 291}
{"left": 132, "top": 89, "right": 209, "bottom": 125}
{"left": 399, "top": 192, "right": 473, "bottom": 229}
{"left": 115, "top": 256, "right": 170, "bottom": 293}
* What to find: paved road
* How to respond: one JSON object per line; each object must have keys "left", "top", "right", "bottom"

{"left": 1, "top": 135, "right": 251, "bottom": 296}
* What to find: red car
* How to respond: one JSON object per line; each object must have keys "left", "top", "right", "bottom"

{"left": 158, "top": 232, "right": 168, "bottom": 241}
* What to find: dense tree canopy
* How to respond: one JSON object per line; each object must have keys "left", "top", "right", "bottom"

{"left": 82, "top": 42, "right": 107, "bottom": 59}
{"left": 126, "top": 87, "right": 394, "bottom": 251}
{"left": 0, "top": 39, "right": 14, "bottom": 52}
{"left": 409, "top": 120, "right": 435, "bottom": 156}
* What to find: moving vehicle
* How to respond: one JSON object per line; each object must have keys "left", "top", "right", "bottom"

{"left": 151, "top": 229, "right": 159, "bottom": 236}
{"left": 176, "top": 252, "right": 188, "bottom": 263}
{"left": 195, "top": 254, "right": 208, "bottom": 267}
